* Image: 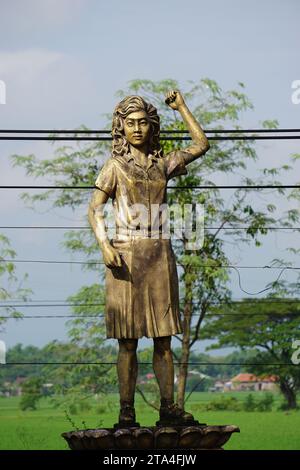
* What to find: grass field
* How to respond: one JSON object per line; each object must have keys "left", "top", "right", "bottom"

{"left": 0, "top": 392, "right": 299, "bottom": 450}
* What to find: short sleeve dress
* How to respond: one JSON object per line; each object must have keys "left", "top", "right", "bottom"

{"left": 94, "top": 149, "right": 189, "bottom": 339}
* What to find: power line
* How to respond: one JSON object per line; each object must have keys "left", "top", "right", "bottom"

{"left": 0, "top": 258, "right": 299, "bottom": 269}
{"left": 0, "top": 184, "right": 299, "bottom": 189}
{"left": 1, "top": 312, "right": 300, "bottom": 319}
{"left": 1, "top": 299, "right": 299, "bottom": 307}
{"left": 1, "top": 128, "right": 300, "bottom": 134}
{"left": 2, "top": 135, "right": 300, "bottom": 141}
{"left": 0, "top": 258, "right": 297, "bottom": 296}
{"left": 1, "top": 362, "right": 296, "bottom": 366}
{"left": 0, "top": 303, "right": 106, "bottom": 308}
{"left": 0, "top": 126, "right": 300, "bottom": 142}
{"left": 0, "top": 225, "right": 300, "bottom": 231}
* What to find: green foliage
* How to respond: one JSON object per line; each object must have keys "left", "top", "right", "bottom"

{"left": 277, "top": 401, "right": 299, "bottom": 411}
{"left": 172, "top": 348, "right": 258, "bottom": 379}
{"left": 185, "top": 375, "right": 213, "bottom": 392}
{"left": 243, "top": 393, "right": 274, "bottom": 412}
{"left": 0, "top": 344, "right": 54, "bottom": 389}
{"left": 43, "top": 341, "right": 117, "bottom": 412}
{"left": 0, "top": 341, "right": 117, "bottom": 413}
{"left": 64, "top": 409, "right": 79, "bottom": 430}
{"left": 67, "top": 404, "right": 78, "bottom": 416}
{"left": 36, "top": 284, "right": 118, "bottom": 410}
{"left": 244, "top": 393, "right": 256, "bottom": 412}
{"left": 19, "top": 394, "right": 40, "bottom": 412}
{"left": 202, "top": 297, "right": 300, "bottom": 408}
{"left": 199, "top": 395, "right": 242, "bottom": 411}
{"left": 1, "top": 343, "right": 259, "bottom": 393}
{"left": 191, "top": 392, "right": 274, "bottom": 412}
{"left": 95, "top": 404, "right": 106, "bottom": 414}
{"left": 256, "top": 393, "right": 274, "bottom": 412}
{"left": 19, "top": 377, "right": 43, "bottom": 411}
{"left": 0, "top": 235, "right": 31, "bottom": 329}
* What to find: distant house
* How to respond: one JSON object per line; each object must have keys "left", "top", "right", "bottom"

{"left": 137, "top": 373, "right": 155, "bottom": 385}
{"left": 213, "top": 380, "right": 232, "bottom": 392}
{"left": 230, "top": 373, "right": 278, "bottom": 392}
{"left": 145, "top": 373, "right": 155, "bottom": 381}
{"left": 210, "top": 379, "right": 232, "bottom": 392}
{"left": 0, "top": 377, "right": 26, "bottom": 397}
{"left": 15, "top": 377, "right": 26, "bottom": 396}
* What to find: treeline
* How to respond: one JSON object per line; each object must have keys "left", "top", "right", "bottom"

{"left": 0, "top": 342, "right": 255, "bottom": 391}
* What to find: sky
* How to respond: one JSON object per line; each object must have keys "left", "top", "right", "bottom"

{"left": 0, "top": 0, "right": 300, "bottom": 353}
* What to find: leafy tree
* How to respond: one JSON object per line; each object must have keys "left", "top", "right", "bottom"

{"left": 201, "top": 298, "right": 300, "bottom": 409}
{"left": 256, "top": 393, "right": 274, "bottom": 412}
{"left": 19, "top": 377, "right": 43, "bottom": 411}
{"left": 11, "top": 78, "right": 299, "bottom": 408}
{"left": 0, "top": 340, "right": 117, "bottom": 408}
{"left": 244, "top": 394, "right": 256, "bottom": 412}
{"left": 41, "top": 337, "right": 118, "bottom": 411}
{"left": 0, "top": 344, "right": 49, "bottom": 387}
{"left": 0, "top": 234, "right": 31, "bottom": 330}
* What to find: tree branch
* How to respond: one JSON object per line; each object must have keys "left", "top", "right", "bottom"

{"left": 136, "top": 386, "right": 159, "bottom": 411}
{"left": 184, "top": 378, "right": 205, "bottom": 405}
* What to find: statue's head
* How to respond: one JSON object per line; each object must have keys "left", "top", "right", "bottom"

{"left": 111, "top": 95, "right": 162, "bottom": 157}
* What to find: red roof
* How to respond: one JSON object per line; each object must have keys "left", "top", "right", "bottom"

{"left": 232, "top": 373, "right": 257, "bottom": 383}
{"left": 231, "top": 373, "right": 278, "bottom": 383}
{"left": 146, "top": 373, "right": 155, "bottom": 380}
{"left": 259, "top": 375, "right": 278, "bottom": 383}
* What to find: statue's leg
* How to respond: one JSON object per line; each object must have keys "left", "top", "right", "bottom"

{"left": 153, "top": 336, "right": 174, "bottom": 403}
{"left": 153, "top": 336, "right": 198, "bottom": 426}
{"left": 116, "top": 338, "right": 139, "bottom": 426}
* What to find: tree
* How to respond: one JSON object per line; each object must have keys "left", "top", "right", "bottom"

{"left": 11, "top": 78, "right": 299, "bottom": 408}
{"left": 201, "top": 297, "right": 300, "bottom": 409}
{"left": 19, "top": 377, "right": 43, "bottom": 411}
{"left": 0, "top": 340, "right": 117, "bottom": 413}
{"left": 0, "top": 344, "right": 49, "bottom": 387}
{"left": 0, "top": 234, "right": 31, "bottom": 331}
{"left": 41, "top": 285, "right": 118, "bottom": 411}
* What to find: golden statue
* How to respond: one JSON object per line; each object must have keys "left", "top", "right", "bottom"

{"left": 88, "top": 90, "right": 209, "bottom": 427}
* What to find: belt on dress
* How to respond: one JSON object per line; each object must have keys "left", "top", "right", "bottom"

{"left": 114, "top": 227, "right": 167, "bottom": 240}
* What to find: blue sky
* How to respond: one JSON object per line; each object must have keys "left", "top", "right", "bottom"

{"left": 0, "top": 0, "right": 300, "bottom": 351}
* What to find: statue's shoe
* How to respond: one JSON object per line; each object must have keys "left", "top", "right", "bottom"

{"left": 114, "top": 403, "right": 140, "bottom": 429}
{"left": 156, "top": 402, "right": 200, "bottom": 427}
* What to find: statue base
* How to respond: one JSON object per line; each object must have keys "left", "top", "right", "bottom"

{"left": 114, "top": 421, "right": 140, "bottom": 429}
{"left": 62, "top": 424, "right": 240, "bottom": 450}
{"left": 155, "top": 418, "right": 202, "bottom": 427}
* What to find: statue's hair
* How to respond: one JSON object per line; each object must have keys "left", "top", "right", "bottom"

{"left": 111, "top": 95, "right": 163, "bottom": 157}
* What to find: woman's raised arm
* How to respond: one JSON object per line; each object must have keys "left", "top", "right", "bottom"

{"left": 165, "top": 90, "right": 210, "bottom": 165}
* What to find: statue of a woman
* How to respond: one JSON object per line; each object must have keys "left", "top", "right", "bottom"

{"left": 88, "top": 90, "right": 209, "bottom": 427}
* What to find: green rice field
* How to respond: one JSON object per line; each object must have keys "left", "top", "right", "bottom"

{"left": 0, "top": 392, "right": 299, "bottom": 450}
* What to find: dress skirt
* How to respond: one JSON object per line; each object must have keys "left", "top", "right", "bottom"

{"left": 104, "top": 237, "right": 183, "bottom": 339}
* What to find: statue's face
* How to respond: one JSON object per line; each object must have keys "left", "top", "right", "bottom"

{"left": 123, "top": 110, "right": 151, "bottom": 149}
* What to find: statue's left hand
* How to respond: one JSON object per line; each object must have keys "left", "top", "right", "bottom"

{"left": 165, "top": 90, "right": 185, "bottom": 110}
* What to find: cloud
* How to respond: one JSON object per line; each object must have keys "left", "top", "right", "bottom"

{"left": 0, "top": 0, "right": 87, "bottom": 37}
{"left": 0, "top": 46, "right": 100, "bottom": 129}
{"left": 0, "top": 49, "right": 63, "bottom": 83}
{"left": 0, "top": 48, "right": 65, "bottom": 119}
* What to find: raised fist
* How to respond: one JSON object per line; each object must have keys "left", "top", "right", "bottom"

{"left": 165, "top": 90, "right": 185, "bottom": 110}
